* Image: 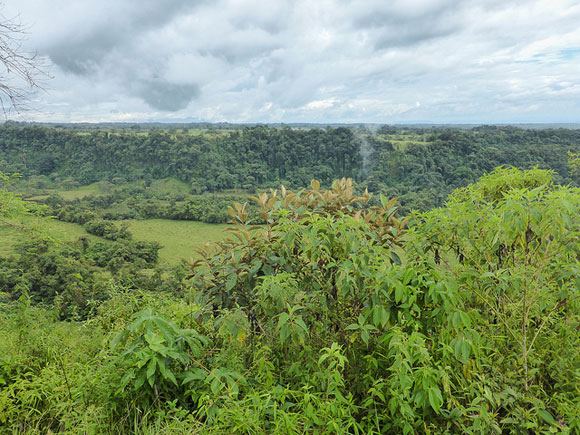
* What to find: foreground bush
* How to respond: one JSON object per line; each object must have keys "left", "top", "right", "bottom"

{"left": 1, "top": 171, "right": 579, "bottom": 433}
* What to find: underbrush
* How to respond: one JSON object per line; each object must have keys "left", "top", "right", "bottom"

{"left": 1, "top": 171, "right": 580, "bottom": 433}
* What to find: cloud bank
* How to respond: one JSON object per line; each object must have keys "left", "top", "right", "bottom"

{"left": 5, "top": 0, "right": 580, "bottom": 123}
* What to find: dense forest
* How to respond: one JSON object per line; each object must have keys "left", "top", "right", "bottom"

{"left": 2, "top": 123, "right": 580, "bottom": 213}
{"left": 1, "top": 124, "right": 580, "bottom": 433}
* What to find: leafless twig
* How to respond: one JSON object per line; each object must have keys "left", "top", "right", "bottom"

{"left": 0, "top": 8, "right": 49, "bottom": 116}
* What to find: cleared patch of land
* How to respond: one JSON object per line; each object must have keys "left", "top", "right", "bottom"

{"left": 0, "top": 218, "right": 109, "bottom": 257}
{"left": 387, "top": 139, "right": 430, "bottom": 151}
{"left": 1, "top": 217, "right": 230, "bottom": 267}
{"left": 26, "top": 182, "right": 103, "bottom": 201}
{"left": 148, "top": 178, "right": 191, "bottom": 195}
{"left": 120, "top": 219, "right": 230, "bottom": 266}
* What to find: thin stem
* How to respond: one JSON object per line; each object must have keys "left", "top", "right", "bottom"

{"left": 470, "top": 284, "right": 522, "bottom": 347}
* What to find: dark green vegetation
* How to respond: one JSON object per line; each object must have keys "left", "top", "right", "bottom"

{"left": 2, "top": 124, "right": 580, "bottom": 433}
{"left": 3, "top": 123, "right": 580, "bottom": 215}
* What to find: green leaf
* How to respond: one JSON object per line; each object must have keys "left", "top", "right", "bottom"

{"left": 428, "top": 387, "right": 443, "bottom": 413}
{"left": 459, "top": 312, "right": 471, "bottom": 328}
{"left": 278, "top": 312, "right": 290, "bottom": 327}
{"left": 280, "top": 325, "right": 291, "bottom": 344}
{"left": 153, "top": 316, "right": 179, "bottom": 342}
{"left": 146, "top": 358, "right": 157, "bottom": 386}
{"left": 394, "top": 283, "right": 405, "bottom": 303}
{"left": 380, "top": 194, "right": 389, "bottom": 209}
{"left": 156, "top": 356, "right": 167, "bottom": 378}
{"left": 111, "top": 330, "right": 129, "bottom": 351}
{"left": 144, "top": 331, "right": 165, "bottom": 348}
{"left": 295, "top": 317, "right": 309, "bottom": 333}
{"left": 461, "top": 341, "right": 471, "bottom": 361}
{"left": 538, "top": 409, "right": 557, "bottom": 426}
{"left": 361, "top": 329, "right": 370, "bottom": 344}
{"left": 183, "top": 368, "right": 206, "bottom": 386}
{"left": 120, "top": 370, "right": 135, "bottom": 389}
{"left": 164, "top": 367, "right": 178, "bottom": 386}
{"left": 225, "top": 273, "right": 238, "bottom": 291}
{"left": 135, "top": 373, "right": 146, "bottom": 390}
{"left": 210, "top": 376, "right": 222, "bottom": 394}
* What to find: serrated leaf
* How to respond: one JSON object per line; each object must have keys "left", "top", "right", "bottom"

{"left": 135, "top": 373, "right": 146, "bottom": 390}
{"left": 295, "top": 317, "right": 309, "bottom": 333}
{"left": 361, "top": 329, "right": 370, "bottom": 344}
{"left": 280, "top": 325, "right": 291, "bottom": 343}
{"left": 278, "top": 312, "right": 290, "bottom": 326}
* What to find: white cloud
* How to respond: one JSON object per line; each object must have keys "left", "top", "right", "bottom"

{"left": 303, "top": 99, "right": 339, "bottom": 110}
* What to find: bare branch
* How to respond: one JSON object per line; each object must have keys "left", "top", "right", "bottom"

{"left": 0, "top": 8, "right": 49, "bottom": 116}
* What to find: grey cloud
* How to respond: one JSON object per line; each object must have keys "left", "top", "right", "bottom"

{"left": 352, "top": 0, "right": 462, "bottom": 28}
{"left": 135, "top": 80, "right": 200, "bottom": 112}
{"left": 350, "top": 0, "right": 466, "bottom": 49}
{"left": 47, "top": 0, "right": 202, "bottom": 73}
{"left": 48, "top": 33, "right": 119, "bottom": 74}
{"left": 229, "top": 16, "right": 284, "bottom": 35}
{"left": 373, "top": 22, "right": 459, "bottom": 49}
{"left": 204, "top": 41, "right": 280, "bottom": 64}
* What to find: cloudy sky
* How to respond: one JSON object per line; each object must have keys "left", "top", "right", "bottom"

{"left": 4, "top": 0, "right": 580, "bottom": 123}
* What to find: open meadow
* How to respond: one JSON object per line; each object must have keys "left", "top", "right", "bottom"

{"left": 120, "top": 219, "right": 230, "bottom": 266}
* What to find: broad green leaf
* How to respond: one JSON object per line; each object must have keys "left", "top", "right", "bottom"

{"left": 111, "top": 330, "right": 130, "bottom": 351}
{"left": 428, "top": 387, "right": 443, "bottom": 413}
{"left": 146, "top": 358, "right": 157, "bottom": 386}
{"left": 225, "top": 273, "right": 237, "bottom": 291}
{"left": 182, "top": 368, "right": 206, "bottom": 385}
{"left": 459, "top": 312, "right": 471, "bottom": 328}
{"left": 395, "top": 283, "right": 405, "bottom": 303}
{"left": 538, "top": 409, "right": 557, "bottom": 426}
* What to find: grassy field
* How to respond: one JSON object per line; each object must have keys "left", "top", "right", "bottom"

{"left": 148, "top": 178, "right": 191, "bottom": 195}
{"left": 379, "top": 133, "right": 430, "bottom": 151}
{"left": 26, "top": 182, "right": 103, "bottom": 202}
{"left": 57, "top": 183, "right": 103, "bottom": 200}
{"left": 1, "top": 217, "right": 230, "bottom": 267}
{"left": 120, "top": 219, "right": 230, "bottom": 266}
{"left": 388, "top": 139, "right": 430, "bottom": 151}
{"left": 26, "top": 178, "right": 191, "bottom": 202}
{"left": 0, "top": 217, "right": 109, "bottom": 257}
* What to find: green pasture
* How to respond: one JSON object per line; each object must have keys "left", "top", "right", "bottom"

{"left": 57, "top": 183, "right": 103, "bottom": 200}
{"left": 26, "top": 182, "right": 102, "bottom": 202}
{"left": 0, "top": 217, "right": 109, "bottom": 257}
{"left": 148, "top": 178, "right": 191, "bottom": 195}
{"left": 389, "top": 139, "right": 430, "bottom": 151}
{"left": 26, "top": 177, "right": 191, "bottom": 202}
{"left": 120, "top": 219, "right": 230, "bottom": 266}
{"left": 1, "top": 216, "right": 230, "bottom": 268}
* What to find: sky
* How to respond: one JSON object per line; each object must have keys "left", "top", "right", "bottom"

{"left": 3, "top": 0, "right": 580, "bottom": 124}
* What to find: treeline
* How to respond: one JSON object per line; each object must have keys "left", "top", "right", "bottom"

{"left": 2, "top": 123, "right": 580, "bottom": 212}
{"left": 0, "top": 124, "right": 361, "bottom": 190}
{"left": 367, "top": 125, "right": 580, "bottom": 211}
